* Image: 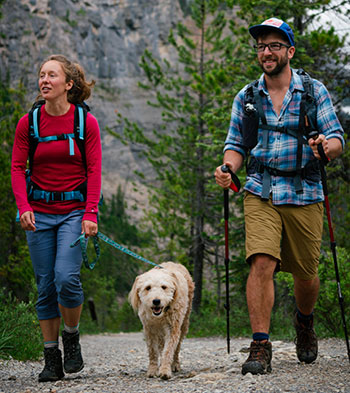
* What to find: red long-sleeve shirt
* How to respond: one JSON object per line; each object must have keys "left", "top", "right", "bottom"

{"left": 11, "top": 103, "right": 102, "bottom": 223}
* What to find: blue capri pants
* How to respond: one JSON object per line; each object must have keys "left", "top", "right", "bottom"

{"left": 26, "top": 210, "right": 84, "bottom": 320}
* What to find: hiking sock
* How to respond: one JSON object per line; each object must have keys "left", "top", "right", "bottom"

{"left": 44, "top": 341, "right": 59, "bottom": 349}
{"left": 63, "top": 323, "right": 79, "bottom": 334}
{"left": 252, "top": 332, "right": 270, "bottom": 342}
{"left": 297, "top": 309, "right": 313, "bottom": 327}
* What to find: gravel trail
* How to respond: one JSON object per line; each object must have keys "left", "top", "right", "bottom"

{"left": 1, "top": 333, "right": 350, "bottom": 392}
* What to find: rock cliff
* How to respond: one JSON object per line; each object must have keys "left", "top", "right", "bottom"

{"left": 0, "top": 0, "right": 185, "bottom": 217}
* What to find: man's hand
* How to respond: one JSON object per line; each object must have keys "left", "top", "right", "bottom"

{"left": 215, "top": 162, "right": 234, "bottom": 189}
{"left": 308, "top": 134, "right": 328, "bottom": 160}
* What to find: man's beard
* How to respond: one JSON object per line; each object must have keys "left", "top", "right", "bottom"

{"left": 259, "top": 53, "right": 289, "bottom": 76}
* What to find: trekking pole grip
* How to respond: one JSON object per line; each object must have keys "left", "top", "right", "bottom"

{"left": 308, "top": 131, "right": 330, "bottom": 166}
{"left": 221, "top": 165, "right": 241, "bottom": 193}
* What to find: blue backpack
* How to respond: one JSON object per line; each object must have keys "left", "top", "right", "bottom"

{"left": 26, "top": 100, "right": 89, "bottom": 203}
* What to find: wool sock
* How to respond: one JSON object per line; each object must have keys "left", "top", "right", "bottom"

{"left": 44, "top": 340, "right": 59, "bottom": 349}
{"left": 297, "top": 309, "right": 313, "bottom": 326}
{"left": 64, "top": 323, "right": 79, "bottom": 334}
{"left": 252, "top": 332, "right": 269, "bottom": 342}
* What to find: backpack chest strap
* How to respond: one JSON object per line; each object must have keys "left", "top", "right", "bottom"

{"left": 259, "top": 124, "right": 309, "bottom": 144}
{"left": 35, "top": 133, "right": 76, "bottom": 155}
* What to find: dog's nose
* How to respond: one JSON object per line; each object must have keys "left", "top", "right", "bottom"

{"left": 153, "top": 299, "right": 161, "bottom": 306}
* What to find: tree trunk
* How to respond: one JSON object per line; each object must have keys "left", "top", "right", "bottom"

{"left": 192, "top": 0, "right": 206, "bottom": 314}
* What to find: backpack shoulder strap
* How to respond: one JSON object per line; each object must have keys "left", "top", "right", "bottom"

{"left": 244, "top": 80, "right": 258, "bottom": 102}
{"left": 74, "top": 102, "right": 90, "bottom": 172}
{"left": 296, "top": 68, "right": 317, "bottom": 134}
{"left": 28, "top": 100, "right": 45, "bottom": 173}
{"left": 246, "top": 79, "right": 267, "bottom": 126}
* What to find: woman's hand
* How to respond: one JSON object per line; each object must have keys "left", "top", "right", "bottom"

{"left": 82, "top": 220, "right": 98, "bottom": 237}
{"left": 20, "top": 211, "right": 36, "bottom": 231}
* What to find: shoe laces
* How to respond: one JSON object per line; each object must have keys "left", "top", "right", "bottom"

{"left": 64, "top": 334, "right": 79, "bottom": 357}
{"left": 295, "top": 321, "right": 316, "bottom": 349}
{"left": 248, "top": 341, "right": 270, "bottom": 362}
{"left": 44, "top": 349, "right": 60, "bottom": 369}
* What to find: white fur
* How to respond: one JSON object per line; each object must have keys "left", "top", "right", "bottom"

{"left": 128, "top": 262, "right": 194, "bottom": 379}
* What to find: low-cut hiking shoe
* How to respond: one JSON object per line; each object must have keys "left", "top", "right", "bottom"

{"left": 62, "top": 330, "right": 84, "bottom": 373}
{"left": 242, "top": 340, "right": 272, "bottom": 375}
{"left": 294, "top": 313, "right": 318, "bottom": 363}
{"left": 38, "top": 347, "right": 64, "bottom": 382}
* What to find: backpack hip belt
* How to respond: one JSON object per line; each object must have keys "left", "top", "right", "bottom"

{"left": 27, "top": 174, "right": 87, "bottom": 203}
{"left": 247, "top": 157, "right": 321, "bottom": 200}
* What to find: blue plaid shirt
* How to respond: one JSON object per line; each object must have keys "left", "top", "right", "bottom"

{"left": 224, "top": 69, "right": 344, "bottom": 205}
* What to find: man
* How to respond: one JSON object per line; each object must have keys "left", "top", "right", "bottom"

{"left": 215, "top": 17, "right": 344, "bottom": 375}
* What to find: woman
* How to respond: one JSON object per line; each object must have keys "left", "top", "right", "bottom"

{"left": 11, "top": 55, "right": 102, "bottom": 382}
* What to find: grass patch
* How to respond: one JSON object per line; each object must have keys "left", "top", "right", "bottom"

{"left": 0, "top": 290, "right": 42, "bottom": 361}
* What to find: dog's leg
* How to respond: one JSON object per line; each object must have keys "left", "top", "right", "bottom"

{"left": 159, "top": 324, "right": 182, "bottom": 380}
{"left": 172, "top": 342, "right": 181, "bottom": 373}
{"left": 144, "top": 328, "right": 159, "bottom": 377}
{"left": 172, "top": 305, "right": 191, "bottom": 372}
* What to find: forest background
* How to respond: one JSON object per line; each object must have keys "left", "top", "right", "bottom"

{"left": 1, "top": 0, "right": 350, "bottom": 361}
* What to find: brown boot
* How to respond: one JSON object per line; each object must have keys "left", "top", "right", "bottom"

{"left": 242, "top": 340, "right": 272, "bottom": 375}
{"left": 294, "top": 313, "right": 318, "bottom": 363}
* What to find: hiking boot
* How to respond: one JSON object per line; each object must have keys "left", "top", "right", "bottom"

{"left": 38, "top": 347, "right": 64, "bottom": 382}
{"left": 62, "top": 330, "right": 84, "bottom": 373}
{"left": 294, "top": 313, "right": 318, "bottom": 363}
{"left": 242, "top": 340, "right": 272, "bottom": 375}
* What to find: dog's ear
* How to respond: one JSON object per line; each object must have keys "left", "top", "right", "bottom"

{"left": 170, "top": 272, "right": 180, "bottom": 302}
{"left": 128, "top": 276, "right": 141, "bottom": 312}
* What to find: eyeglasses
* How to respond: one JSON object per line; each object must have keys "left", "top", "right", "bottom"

{"left": 254, "top": 42, "right": 291, "bottom": 53}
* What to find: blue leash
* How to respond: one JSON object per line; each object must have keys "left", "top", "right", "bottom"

{"left": 70, "top": 231, "right": 161, "bottom": 270}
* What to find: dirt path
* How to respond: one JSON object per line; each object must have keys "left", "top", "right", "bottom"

{"left": 1, "top": 333, "right": 349, "bottom": 392}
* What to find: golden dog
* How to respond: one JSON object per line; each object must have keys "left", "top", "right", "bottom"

{"left": 129, "top": 262, "right": 194, "bottom": 379}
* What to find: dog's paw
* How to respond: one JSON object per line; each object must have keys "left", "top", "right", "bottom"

{"left": 147, "top": 365, "right": 158, "bottom": 378}
{"left": 172, "top": 361, "right": 181, "bottom": 373}
{"left": 159, "top": 366, "right": 172, "bottom": 380}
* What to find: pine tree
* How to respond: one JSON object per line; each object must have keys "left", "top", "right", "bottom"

{"left": 116, "top": 0, "right": 249, "bottom": 312}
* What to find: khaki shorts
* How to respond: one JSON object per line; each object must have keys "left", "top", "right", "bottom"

{"left": 244, "top": 191, "right": 324, "bottom": 280}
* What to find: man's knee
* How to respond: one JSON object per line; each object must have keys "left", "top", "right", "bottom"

{"left": 293, "top": 274, "right": 320, "bottom": 289}
{"left": 250, "top": 253, "right": 278, "bottom": 276}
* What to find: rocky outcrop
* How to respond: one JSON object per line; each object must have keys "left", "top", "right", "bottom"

{"left": 0, "top": 0, "right": 185, "bottom": 216}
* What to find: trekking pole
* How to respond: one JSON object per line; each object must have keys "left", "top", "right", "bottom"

{"left": 221, "top": 165, "right": 241, "bottom": 354}
{"left": 309, "top": 131, "right": 350, "bottom": 363}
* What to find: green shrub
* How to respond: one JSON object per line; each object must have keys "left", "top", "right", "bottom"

{"left": 0, "top": 289, "right": 42, "bottom": 360}
{"left": 316, "top": 247, "right": 350, "bottom": 337}
{"left": 113, "top": 301, "right": 142, "bottom": 333}
{"left": 275, "top": 247, "right": 350, "bottom": 338}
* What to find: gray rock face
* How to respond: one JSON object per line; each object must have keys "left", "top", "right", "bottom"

{"left": 1, "top": 0, "right": 184, "bottom": 216}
